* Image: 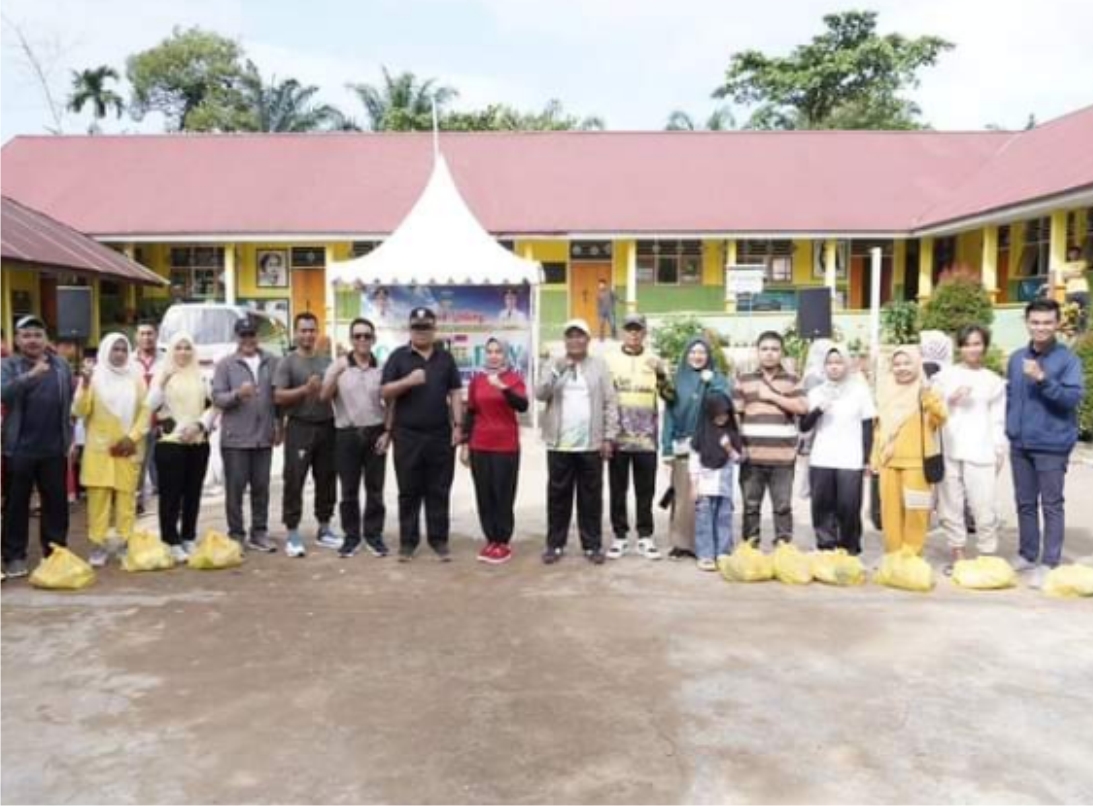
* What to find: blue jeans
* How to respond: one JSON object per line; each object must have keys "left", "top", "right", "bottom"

{"left": 1010, "top": 448, "right": 1069, "bottom": 567}
{"left": 695, "top": 495, "right": 733, "bottom": 560}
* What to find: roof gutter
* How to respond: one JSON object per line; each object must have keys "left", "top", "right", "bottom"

{"left": 913, "top": 185, "right": 1093, "bottom": 237}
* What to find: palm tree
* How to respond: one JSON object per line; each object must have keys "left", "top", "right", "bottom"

{"left": 68, "top": 66, "right": 125, "bottom": 133}
{"left": 240, "top": 67, "right": 344, "bottom": 132}
{"left": 347, "top": 68, "right": 457, "bottom": 131}
{"left": 665, "top": 106, "right": 735, "bottom": 131}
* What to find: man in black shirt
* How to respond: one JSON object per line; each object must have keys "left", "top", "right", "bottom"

{"left": 381, "top": 308, "right": 463, "bottom": 561}
{"left": 1, "top": 316, "right": 74, "bottom": 578}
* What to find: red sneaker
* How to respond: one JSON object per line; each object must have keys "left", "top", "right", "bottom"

{"left": 489, "top": 544, "right": 513, "bottom": 564}
{"left": 477, "top": 543, "right": 496, "bottom": 563}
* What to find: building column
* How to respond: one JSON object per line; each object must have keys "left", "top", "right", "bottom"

{"left": 625, "top": 241, "right": 638, "bottom": 313}
{"left": 823, "top": 238, "right": 838, "bottom": 297}
{"left": 1049, "top": 209, "right": 1068, "bottom": 302}
{"left": 981, "top": 225, "right": 999, "bottom": 303}
{"left": 723, "top": 239, "right": 737, "bottom": 312}
{"left": 90, "top": 277, "right": 102, "bottom": 344}
{"left": 224, "top": 243, "right": 237, "bottom": 305}
{"left": 918, "top": 236, "right": 935, "bottom": 301}
{"left": 893, "top": 238, "right": 907, "bottom": 295}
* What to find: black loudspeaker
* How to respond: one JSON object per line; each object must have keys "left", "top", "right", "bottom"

{"left": 56, "top": 286, "right": 93, "bottom": 341}
{"left": 797, "top": 287, "right": 833, "bottom": 339}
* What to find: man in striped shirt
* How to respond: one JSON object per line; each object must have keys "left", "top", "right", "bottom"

{"left": 733, "top": 331, "right": 808, "bottom": 546}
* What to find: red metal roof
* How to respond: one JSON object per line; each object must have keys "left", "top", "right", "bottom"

{"left": 1, "top": 196, "right": 166, "bottom": 284}
{"left": 2, "top": 109, "right": 1090, "bottom": 238}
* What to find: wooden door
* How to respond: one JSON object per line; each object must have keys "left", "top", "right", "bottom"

{"left": 291, "top": 269, "right": 326, "bottom": 335}
{"left": 997, "top": 251, "right": 1010, "bottom": 302}
{"left": 570, "top": 261, "right": 613, "bottom": 325}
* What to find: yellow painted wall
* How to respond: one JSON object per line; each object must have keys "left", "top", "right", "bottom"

{"left": 612, "top": 240, "right": 634, "bottom": 289}
{"left": 956, "top": 229, "right": 983, "bottom": 269}
{"left": 140, "top": 244, "right": 171, "bottom": 298}
{"left": 702, "top": 240, "right": 724, "bottom": 285}
{"left": 1, "top": 265, "right": 41, "bottom": 340}
{"left": 516, "top": 239, "right": 568, "bottom": 288}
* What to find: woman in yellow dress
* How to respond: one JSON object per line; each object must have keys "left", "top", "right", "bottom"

{"left": 870, "top": 346, "right": 947, "bottom": 555}
{"left": 72, "top": 333, "right": 150, "bottom": 567}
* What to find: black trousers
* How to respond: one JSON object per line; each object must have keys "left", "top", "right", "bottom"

{"left": 282, "top": 418, "right": 337, "bottom": 530}
{"left": 740, "top": 463, "right": 795, "bottom": 543}
{"left": 221, "top": 447, "right": 272, "bottom": 542}
{"left": 155, "top": 441, "right": 210, "bottom": 545}
{"left": 393, "top": 428, "right": 455, "bottom": 551}
{"left": 546, "top": 450, "right": 603, "bottom": 551}
{"left": 1, "top": 454, "right": 68, "bottom": 562}
{"left": 470, "top": 450, "right": 520, "bottom": 544}
{"left": 608, "top": 451, "right": 657, "bottom": 539}
{"left": 336, "top": 426, "right": 387, "bottom": 541}
{"left": 809, "top": 466, "right": 865, "bottom": 555}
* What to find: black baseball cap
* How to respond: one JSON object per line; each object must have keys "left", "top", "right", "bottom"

{"left": 409, "top": 307, "right": 437, "bottom": 327}
{"left": 234, "top": 316, "right": 258, "bottom": 336}
{"left": 15, "top": 314, "right": 47, "bottom": 331}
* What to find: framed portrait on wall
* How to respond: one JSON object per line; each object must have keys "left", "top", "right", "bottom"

{"left": 256, "top": 249, "right": 289, "bottom": 288}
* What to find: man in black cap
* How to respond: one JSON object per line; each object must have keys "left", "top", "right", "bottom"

{"left": 381, "top": 307, "right": 463, "bottom": 561}
{"left": 1, "top": 315, "right": 74, "bottom": 577}
{"left": 211, "top": 316, "right": 281, "bottom": 552}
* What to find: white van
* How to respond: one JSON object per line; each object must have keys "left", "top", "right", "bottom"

{"left": 157, "top": 303, "right": 290, "bottom": 374}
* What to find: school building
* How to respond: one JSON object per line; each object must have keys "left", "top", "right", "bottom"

{"left": 2, "top": 104, "right": 1091, "bottom": 346}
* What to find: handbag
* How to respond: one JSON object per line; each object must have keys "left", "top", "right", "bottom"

{"left": 920, "top": 402, "right": 945, "bottom": 484}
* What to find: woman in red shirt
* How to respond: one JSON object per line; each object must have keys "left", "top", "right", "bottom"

{"left": 460, "top": 337, "right": 528, "bottom": 564}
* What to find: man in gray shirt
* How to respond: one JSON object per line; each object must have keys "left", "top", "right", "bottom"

{"left": 212, "top": 316, "right": 280, "bottom": 552}
{"left": 274, "top": 312, "right": 337, "bottom": 557}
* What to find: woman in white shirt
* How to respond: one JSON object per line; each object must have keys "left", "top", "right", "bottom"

{"left": 799, "top": 344, "right": 876, "bottom": 555}
{"left": 933, "top": 325, "right": 1006, "bottom": 570}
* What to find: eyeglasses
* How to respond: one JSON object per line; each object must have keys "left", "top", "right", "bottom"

{"left": 352, "top": 332, "right": 375, "bottom": 341}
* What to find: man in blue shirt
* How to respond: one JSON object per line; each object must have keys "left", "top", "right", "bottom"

{"left": 1006, "top": 299, "right": 1085, "bottom": 584}
{"left": 1, "top": 316, "right": 74, "bottom": 578}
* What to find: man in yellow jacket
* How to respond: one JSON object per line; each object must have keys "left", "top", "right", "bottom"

{"left": 72, "top": 333, "right": 151, "bottom": 567}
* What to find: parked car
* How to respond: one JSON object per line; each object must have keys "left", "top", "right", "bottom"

{"left": 157, "top": 303, "right": 289, "bottom": 374}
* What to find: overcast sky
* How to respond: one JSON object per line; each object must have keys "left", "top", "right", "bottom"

{"left": 2, "top": 0, "right": 1091, "bottom": 143}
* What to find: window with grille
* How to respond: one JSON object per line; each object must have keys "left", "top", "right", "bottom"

{"left": 169, "top": 246, "right": 225, "bottom": 299}
{"left": 542, "top": 262, "right": 567, "bottom": 284}
{"left": 291, "top": 247, "right": 325, "bottom": 269}
{"left": 737, "top": 239, "right": 794, "bottom": 283}
{"left": 636, "top": 240, "right": 702, "bottom": 285}
{"left": 1019, "top": 217, "right": 1051, "bottom": 276}
{"left": 813, "top": 240, "right": 851, "bottom": 279}
{"left": 569, "top": 241, "right": 612, "bottom": 260}
{"left": 350, "top": 241, "right": 381, "bottom": 258}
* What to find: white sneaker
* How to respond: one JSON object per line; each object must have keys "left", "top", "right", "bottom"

{"left": 636, "top": 538, "right": 663, "bottom": 561}
{"left": 182, "top": 540, "right": 196, "bottom": 555}
{"left": 1027, "top": 566, "right": 1047, "bottom": 590}
{"left": 1013, "top": 556, "right": 1039, "bottom": 573}
{"left": 88, "top": 547, "right": 109, "bottom": 568}
{"left": 605, "top": 538, "right": 629, "bottom": 560}
{"left": 169, "top": 544, "right": 189, "bottom": 563}
{"left": 285, "top": 532, "right": 307, "bottom": 559}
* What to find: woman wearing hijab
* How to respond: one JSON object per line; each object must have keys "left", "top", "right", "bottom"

{"left": 800, "top": 344, "right": 876, "bottom": 554}
{"left": 72, "top": 333, "right": 151, "bottom": 567}
{"left": 461, "top": 337, "right": 528, "bottom": 565}
{"left": 660, "top": 337, "right": 729, "bottom": 559}
{"left": 869, "top": 346, "right": 947, "bottom": 555}
{"left": 147, "top": 332, "right": 216, "bottom": 562}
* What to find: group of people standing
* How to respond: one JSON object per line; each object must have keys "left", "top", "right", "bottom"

{"left": 0, "top": 297, "right": 1085, "bottom": 583}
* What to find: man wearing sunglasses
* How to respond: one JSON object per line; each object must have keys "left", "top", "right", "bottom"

{"left": 274, "top": 312, "right": 337, "bottom": 558}
{"left": 381, "top": 308, "right": 463, "bottom": 562}
{"left": 322, "top": 317, "right": 389, "bottom": 559}
{"left": 212, "top": 316, "right": 281, "bottom": 553}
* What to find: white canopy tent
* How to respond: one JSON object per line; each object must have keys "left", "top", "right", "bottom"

{"left": 326, "top": 150, "right": 543, "bottom": 408}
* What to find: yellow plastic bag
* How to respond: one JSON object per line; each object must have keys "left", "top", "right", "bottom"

{"left": 717, "top": 543, "right": 773, "bottom": 583}
{"left": 1043, "top": 564, "right": 1093, "bottom": 598}
{"left": 29, "top": 545, "right": 96, "bottom": 590}
{"left": 772, "top": 542, "right": 813, "bottom": 585}
{"left": 951, "top": 556, "right": 1017, "bottom": 590}
{"left": 187, "top": 530, "right": 244, "bottom": 570}
{"left": 121, "top": 530, "right": 175, "bottom": 573}
{"left": 873, "top": 547, "right": 934, "bottom": 592}
{"left": 811, "top": 549, "right": 866, "bottom": 587}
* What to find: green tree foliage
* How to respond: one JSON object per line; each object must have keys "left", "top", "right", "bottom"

{"left": 126, "top": 27, "right": 252, "bottom": 131}
{"left": 347, "top": 68, "right": 457, "bottom": 131}
{"left": 67, "top": 66, "right": 125, "bottom": 132}
{"left": 238, "top": 64, "right": 345, "bottom": 132}
{"left": 1073, "top": 332, "right": 1093, "bottom": 439}
{"left": 665, "top": 106, "right": 735, "bottom": 131}
{"left": 918, "top": 266, "right": 994, "bottom": 336}
{"left": 713, "top": 10, "right": 953, "bottom": 130}
{"left": 443, "top": 99, "right": 604, "bottom": 131}
{"left": 651, "top": 316, "right": 730, "bottom": 374}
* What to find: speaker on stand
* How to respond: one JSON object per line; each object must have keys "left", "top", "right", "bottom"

{"left": 797, "top": 287, "right": 833, "bottom": 339}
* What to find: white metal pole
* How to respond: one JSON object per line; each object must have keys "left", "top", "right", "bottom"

{"left": 531, "top": 279, "right": 541, "bottom": 431}
{"left": 869, "top": 246, "right": 882, "bottom": 381}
